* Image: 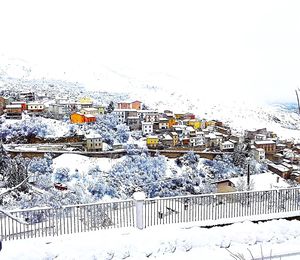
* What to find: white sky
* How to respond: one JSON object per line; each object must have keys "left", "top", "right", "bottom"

{"left": 1, "top": 0, "right": 300, "bottom": 103}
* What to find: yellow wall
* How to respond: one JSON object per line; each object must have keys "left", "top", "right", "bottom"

{"left": 146, "top": 137, "right": 159, "bottom": 146}
{"left": 187, "top": 120, "right": 201, "bottom": 129}
{"left": 205, "top": 120, "right": 216, "bottom": 128}
{"left": 80, "top": 97, "right": 93, "bottom": 104}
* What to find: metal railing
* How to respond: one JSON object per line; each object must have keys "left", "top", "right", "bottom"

{"left": 1, "top": 187, "right": 300, "bottom": 241}
{"left": 0, "top": 200, "right": 135, "bottom": 241}
{"left": 143, "top": 187, "right": 300, "bottom": 227}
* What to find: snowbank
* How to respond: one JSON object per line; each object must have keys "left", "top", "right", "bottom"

{"left": 2, "top": 219, "right": 300, "bottom": 259}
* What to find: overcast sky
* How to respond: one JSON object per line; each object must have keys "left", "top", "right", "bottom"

{"left": 1, "top": 0, "right": 300, "bottom": 103}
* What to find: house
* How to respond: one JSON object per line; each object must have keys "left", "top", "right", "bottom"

{"left": 70, "top": 113, "right": 85, "bottom": 124}
{"left": 27, "top": 102, "right": 45, "bottom": 114}
{"left": 254, "top": 140, "right": 276, "bottom": 154}
{"left": 144, "top": 111, "right": 160, "bottom": 123}
{"left": 187, "top": 119, "right": 201, "bottom": 129}
{"left": 146, "top": 135, "right": 159, "bottom": 148}
{"left": 245, "top": 128, "right": 268, "bottom": 140}
{"left": 205, "top": 133, "right": 222, "bottom": 149}
{"left": 215, "top": 126, "right": 231, "bottom": 135}
{"left": 95, "top": 105, "right": 105, "bottom": 115}
{"left": 137, "top": 110, "right": 158, "bottom": 122}
{"left": 170, "top": 132, "right": 179, "bottom": 146}
{"left": 84, "top": 114, "right": 96, "bottom": 123}
{"left": 215, "top": 171, "right": 290, "bottom": 193}
{"left": 205, "top": 120, "right": 217, "bottom": 128}
{"left": 85, "top": 133, "right": 102, "bottom": 151}
{"left": 5, "top": 104, "right": 22, "bottom": 119}
{"left": 161, "top": 134, "right": 173, "bottom": 147}
{"left": 127, "top": 116, "right": 140, "bottom": 130}
{"left": 11, "top": 101, "right": 27, "bottom": 111}
{"left": 19, "top": 91, "right": 35, "bottom": 102}
{"left": 81, "top": 107, "right": 98, "bottom": 116}
{"left": 0, "top": 96, "right": 6, "bottom": 115}
{"left": 117, "top": 102, "right": 131, "bottom": 109}
{"left": 142, "top": 122, "right": 154, "bottom": 136}
{"left": 220, "top": 141, "right": 234, "bottom": 151}
{"left": 159, "top": 118, "right": 168, "bottom": 130}
{"left": 174, "top": 113, "right": 185, "bottom": 120}
{"left": 267, "top": 162, "right": 291, "bottom": 179}
{"left": 254, "top": 134, "right": 267, "bottom": 141}
{"left": 112, "top": 109, "right": 138, "bottom": 124}
{"left": 131, "top": 100, "right": 142, "bottom": 110}
{"left": 79, "top": 97, "right": 93, "bottom": 108}
{"left": 183, "top": 113, "right": 195, "bottom": 120}
{"left": 167, "top": 117, "right": 177, "bottom": 129}
{"left": 252, "top": 148, "right": 265, "bottom": 161}
{"left": 48, "top": 100, "right": 79, "bottom": 119}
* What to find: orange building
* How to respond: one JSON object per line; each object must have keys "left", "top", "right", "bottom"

{"left": 131, "top": 100, "right": 142, "bottom": 110}
{"left": 70, "top": 113, "right": 85, "bottom": 124}
{"left": 167, "top": 118, "right": 177, "bottom": 128}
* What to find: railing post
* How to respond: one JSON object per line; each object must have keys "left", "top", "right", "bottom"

{"left": 133, "top": 192, "right": 146, "bottom": 229}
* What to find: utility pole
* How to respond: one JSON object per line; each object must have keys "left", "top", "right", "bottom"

{"left": 247, "top": 163, "right": 250, "bottom": 190}
{"left": 295, "top": 89, "right": 300, "bottom": 115}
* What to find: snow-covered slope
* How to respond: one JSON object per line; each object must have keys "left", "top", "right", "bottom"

{"left": 1, "top": 55, "right": 300, "bottom": 140}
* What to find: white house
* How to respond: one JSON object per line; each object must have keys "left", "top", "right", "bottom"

{"left": 252, "top": 148, "right": 266, "bottom": 161}
{"left": 27, "top": 102, "right": 45, "bottom": 112}
{"left": 81, "top": 107, "right": 98, "bottom": 116}
{"left": 84, "top": 133, "right": 103, "bottom": 152}
{"left": 142, "top": 121, "right": 154, "bottom": 136}
{"left": 220, "top": 141, "right": 235, "bottom": 151}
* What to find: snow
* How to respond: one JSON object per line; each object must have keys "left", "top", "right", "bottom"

{"left": 53, "top": 153, "right": 121, "bottom": 174}
{"left": 229, "top": 171, "right": 290, "bottom": 191}
{"left": 2, "top": 219, "right": 300, "bottom": 259}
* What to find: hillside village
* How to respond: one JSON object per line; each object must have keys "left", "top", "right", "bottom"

{"left": 1, "top": 88, "right": 300, "bottom": 194}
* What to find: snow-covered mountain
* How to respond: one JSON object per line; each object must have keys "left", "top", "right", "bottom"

{"left": 1, "top": 55, "right": 300, "bottom": 140}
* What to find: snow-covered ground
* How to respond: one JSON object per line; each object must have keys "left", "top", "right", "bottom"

{"left": 53, "top": 153, "right": 120, "bottom": 174}
{"left": 1, "top": 219, "right": 300, "bottom": 260}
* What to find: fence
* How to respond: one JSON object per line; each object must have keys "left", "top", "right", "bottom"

{"left": 1, "top": 187, "right": 300, "bottom": 241}
{"left": 143, "top": 188, "right": 300, "bottom": 227}
{"left": 0, "top": 200, "right": 135, "bottom": 241}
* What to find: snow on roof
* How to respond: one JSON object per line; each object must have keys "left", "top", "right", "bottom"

{"left": 205, "top": 133, "right": 217, "bottom": 139}
{"left": 229, "top": 172, "right": 290, "bottom": 191}
{"left": 268, "top": 162, "right": 290, "bottom": 172}
{"left": 255, "top": 140, "right": 275, "bottom": 145}
{"left": 222, "top": 141, "right": 234, "bottom": 145}
{"left": 27, "top": 102, "right": 43, "bottom": 105}
{"left": 84, "top": 114, "right": 96, "bottom": 118}
{"left": 142, "top": 121, "right": 153, "bottom": 125}
{"left": 82, "top": 107, "right": 97, "bottom": 111}
{"left": 147, "top": 135, "right": 159, "bottom": 139}
{"left": 114, "top": 109, "right": 137, "bottom": 112}
{"left": 85, "top": 133, "right": 102, "bottom": 139}
{"left": 6, "top": 104, "right": 22, "bottom": 108}
{"left": 186, "top": 126, "right": 195, "bottom": 131}
{"left": 163, "top": 134, "right": 172, "bottom": 140}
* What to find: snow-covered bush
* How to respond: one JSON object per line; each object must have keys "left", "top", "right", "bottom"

{"left": 54, "top": 167, "right": 71, "bottom": 183}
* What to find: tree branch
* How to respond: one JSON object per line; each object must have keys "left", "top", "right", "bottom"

{"left": 0, "top": 174, "right": 32, "bottom": 198}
